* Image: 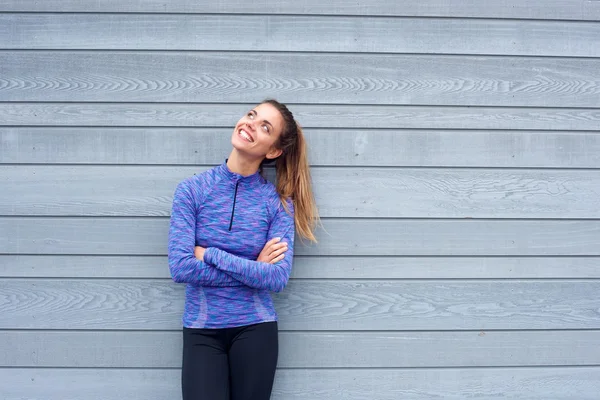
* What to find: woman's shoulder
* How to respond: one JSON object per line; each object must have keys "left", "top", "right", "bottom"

{"left": 175, "top": 166, "right": 221, "bottom": 201}
{"left": 260, "top": 179, "right": 277, "bottom": 196}
{"left": 260, "top": 180, "right": 279, "bottom": 202}
{"left": 260, "top": 182, "right": 294, "bottom": 217}
{"left": 180, "top": 166, "right": 221, "bottom": 187}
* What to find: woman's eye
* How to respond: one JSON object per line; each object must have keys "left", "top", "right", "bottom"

{"left": 262, "top": 125, "right": 269, "bottom": 133}
{"left": 247, "top": 113, "right": 254, "bottom": 119}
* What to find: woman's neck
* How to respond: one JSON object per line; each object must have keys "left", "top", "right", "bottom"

{"left": 226, "top": 150, "right": 262, "bottom": 177}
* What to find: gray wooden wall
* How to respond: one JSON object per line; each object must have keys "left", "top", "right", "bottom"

{"left": 1, "top": 1, "right": 600, "bottom": 399}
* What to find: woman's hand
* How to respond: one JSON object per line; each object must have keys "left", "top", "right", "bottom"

{"left": 257, "top": 237, "right": 288, "bottom": 264}
{"left": 194, "top": 246, "right": 206, "bottom": 261}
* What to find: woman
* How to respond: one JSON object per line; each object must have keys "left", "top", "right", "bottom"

{"left": 168, "top": 99, "right": 318, "bottom": 400}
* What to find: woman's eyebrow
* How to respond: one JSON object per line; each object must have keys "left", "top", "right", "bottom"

{"left": 253, "top": 109, "right": 273, "bottom": 128}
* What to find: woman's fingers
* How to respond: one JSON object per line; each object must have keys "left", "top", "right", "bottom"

{"left": 269, "top": 243, "right": 287, "bottom": 257}
{"left": 259, "top": 237, "right": 288, "bottom": 263}
{"left": 260, "top": 238, "right": 281, "bottom": 254}
{"left": 265, "top": 237, "right": 281, "bottom": 248}
{"left": 266, "top": 242, "right": 288, "bottom": 264}
{"left": 270, "top": 254, "right": 285, "bottom": 264}
{"left": 268, "top": 242, "right": 287, "bottom": 252}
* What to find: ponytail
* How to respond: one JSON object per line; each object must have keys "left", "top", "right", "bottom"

{"left": 262, "top": 99, "right": 319, "bottom": 242}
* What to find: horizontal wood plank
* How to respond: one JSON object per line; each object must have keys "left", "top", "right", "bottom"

{"left": 0, "top": 279, "right": 599, "bottom": 330}
{"left": 2, "top": 255, "right": 599, "bottom": 279}
{"left": 1, "top": 0, "right": 598, "bottom": 21}
{"left": 1, "top": 52, "right": 599, "bottom": 107}
{"left": 3, "top": 330, "right": 599, "bottom": 368}
{"left": 3, "top": 128, "right": 600, "bottom": 168}
{"left": 4, "top": 14, "right": 600, "bottom": 57}
{"left": 3, "top": 367, "right": 600, "bottom": 400}
{"left": 3, "top": 1, "right": 600, "bottom": 392}
{"left": 2, "top": 217, "right": 600, "bottom": 256}
{"left": 1, "top": 104, "right": 599, "bottom": 130}
{"left": 3, "top": 166, "right": 600, "bottom": 218}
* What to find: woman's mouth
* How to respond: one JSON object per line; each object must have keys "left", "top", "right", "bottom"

{"left": 238, "top": 128, "right": 254, "bottom": 143}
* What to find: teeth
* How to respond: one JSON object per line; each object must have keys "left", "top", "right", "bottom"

{"left": 240, "top": 129, "right": 253, "bottom": 142}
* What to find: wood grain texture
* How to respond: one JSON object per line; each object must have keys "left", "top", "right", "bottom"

{"left": 3, "top": 128, "right": 600, "bottom": 168}
{"left": 3, "top": 255, "right": 600, "bottom": 279}
{"left": 3, "top": 166, "right": 600, "bottom": 218}
{"left": 2, "top": 52, "right": 599, "bottom": 107}
{"left": 2, "top": 1, "right": 600, "bottom": 394}
{"left": 2, "top": 217, "right": 600, "bottom": 256}
{"left": 3, "top": 367, "right": 600, "bottom": 400}
{"left": 1, "top": 279, "right": 599, "bottom": 330}
{"left": 1, "top": 0, "right": 598, "bottom": 20}
{"left": 4, "top": 14, "right": 600, "bottom": 57}
{"left": 1, "top": 104, "right": 599, "bottom": 130}
{"left": 3, "top": 330, "right": 600, "bottom": 368}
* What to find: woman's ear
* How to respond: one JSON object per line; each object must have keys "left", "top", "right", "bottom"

{"left": 265, "top": 147, "right": 283, "bottom": 160}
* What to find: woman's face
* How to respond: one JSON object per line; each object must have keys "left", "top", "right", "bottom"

{"left": 231, "top": 103, "right": 285, "bottom": 161}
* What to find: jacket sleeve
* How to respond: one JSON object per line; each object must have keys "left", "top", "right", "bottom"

{"left": 168, "top": 180, "right": 242, "bottom": 287}
{"left": 204, "top": 198, "right": 295, "bottom": 293}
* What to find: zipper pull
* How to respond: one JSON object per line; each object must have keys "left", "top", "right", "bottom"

{"left": 228, "top": 180, "right": 240, "bottom": 231}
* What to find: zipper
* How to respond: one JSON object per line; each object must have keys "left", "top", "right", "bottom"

{"left": 228, "top": 181, "right": 240, "bottom": 231}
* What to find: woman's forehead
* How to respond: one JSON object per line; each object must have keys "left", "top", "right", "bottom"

{"left": 253, "top": 103, "right": 284, "bottom": 131}
{"left": 254, "top": 103, "right": 281, "bottom": 119}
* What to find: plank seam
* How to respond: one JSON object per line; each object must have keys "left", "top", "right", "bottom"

{"left": 3, "top": 163, "right": 600, "bottom": 170}
{"left": 3, "top": 216, "right": 600, "bottom": 221}
{"left": 2, "top": 254, "right": 599, "bottom": 258}
{"left": 2, "top": 328, "right": 600, "bottom": 333}
{"left": 2, "top": 49, "right": 600, "bottom": 60}
{"left": 0, "top": 11, "right": 597, "bottom": 23}
{"left": 1, "top": 277, "right": 598, "bottom": 282}
{"left": 1, "top": 101, "right": 599, "bottom": 110}
{"left": 0, "top": 365, "right": 599, "bottom": 370}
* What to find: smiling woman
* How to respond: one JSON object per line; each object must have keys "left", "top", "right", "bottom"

{"left": 167, "top": 99, "right": 319, "bottom": 400}
{"left": 233, "top": 105, "right": 284, "bottom": 161}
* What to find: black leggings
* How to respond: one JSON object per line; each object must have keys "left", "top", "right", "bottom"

{"left": 182, "top": 321, "right": 279, "bottom": 400}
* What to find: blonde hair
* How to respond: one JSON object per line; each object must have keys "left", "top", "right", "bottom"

{"left": 261, "top": 99, "right": 319, "bottom": 242}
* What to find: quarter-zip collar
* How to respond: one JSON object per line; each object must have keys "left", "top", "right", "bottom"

{"left": 216, "top": 160, "right": 265, "bottom": 231}
{"left": 216, "top": 160, "right": 265, "bottom": 185}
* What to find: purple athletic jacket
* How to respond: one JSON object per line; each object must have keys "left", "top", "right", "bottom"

{"left": 168, "top": 161, "right": 295, "bottom": 329}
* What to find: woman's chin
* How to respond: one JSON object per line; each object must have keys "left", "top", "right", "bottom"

{"left": 231, "top": 143, "right": 260, "bottom": 159}
{"left": 231, "top": 136, "right": 247, "bottom": 151}
{"left": 231, "top": 140, "right": 249, "bottom": 153}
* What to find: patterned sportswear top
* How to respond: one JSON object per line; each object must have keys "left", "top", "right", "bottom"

{"left": 168, "top": 161, "right": 295, "bottom": 329}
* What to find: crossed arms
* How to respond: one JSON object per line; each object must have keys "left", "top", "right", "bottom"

{"left": 167, "top": 182, "right": 295, "bottom": 293}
